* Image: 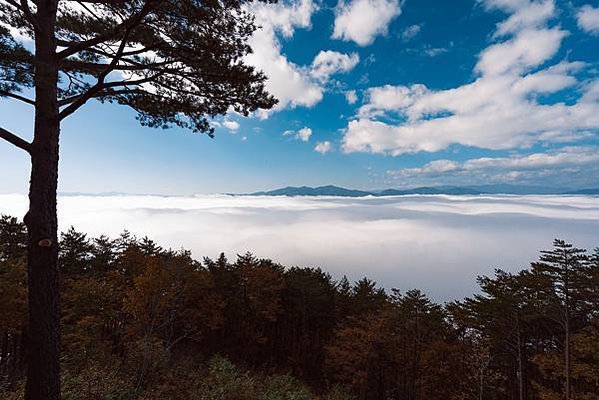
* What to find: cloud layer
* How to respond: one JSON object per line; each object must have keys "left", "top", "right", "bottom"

{"left": 2, "top": 193, "right": 598, "bottom": 300}
{"left": 386, "top": 146, "right": 599, "bottom": 186}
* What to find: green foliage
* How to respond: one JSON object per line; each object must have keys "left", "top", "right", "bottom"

{"left": 259, "top": 375, "right": 311, "bottom": 400}
{"left": 201, "top": 356, "right": 257, "bottom": 400}
{"left": 0, "top": 215, "right": 27, "bottom": 262}
{"left": 1, "top": 0, "right": 277, "bottom": 132}
{"left": 61, "top": 365, "right": 132, "bottom": 400}
{"left": 321, "top": 385, "right": 356, "bottom": 400}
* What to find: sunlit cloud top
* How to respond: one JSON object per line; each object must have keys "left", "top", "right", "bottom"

{"left": 2, "top": 193, "right": 598, "bottom": 300}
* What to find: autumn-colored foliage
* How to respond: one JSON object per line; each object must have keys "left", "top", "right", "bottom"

{"left": 0, "top": 215, "right": 597, "bottom": 399}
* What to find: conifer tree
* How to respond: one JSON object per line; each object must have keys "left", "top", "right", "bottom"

{"left": 530, "top": 239, "right": 588, "bottom": 400}
{"left": 0, "top": 0, "right": 277, "bottom": 397}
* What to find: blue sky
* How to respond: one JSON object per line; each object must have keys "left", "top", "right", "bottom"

{"left": 1, "top": 0, "right": 599, "bottom": 194}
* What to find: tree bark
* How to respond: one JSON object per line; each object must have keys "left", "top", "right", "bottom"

{"left": 517, "top": 317, "right": 524, "bottom": 400}
{"left": 564, "top": 305, "right": 570, "bottom": 400}
{"left": 564, "top": 259, "right": 571, "bottom": 400}
{"left": 24, "top": 0, "right": 61, "bottom": 398}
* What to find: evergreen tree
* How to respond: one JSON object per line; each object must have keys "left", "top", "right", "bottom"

{"left": 0, "top": 215, "right": 27, "bottom": 262}
{"left": 530, "top": 239, "right": 588, "bottom": 400}
{"left": 59, "top": 227, "right": 93, "bottom": 275}
{"left": 1, "top": 217, "right": 598, "bottom": 399}
{"left": 0, "top": 0, "right": 277, "bottom": 396}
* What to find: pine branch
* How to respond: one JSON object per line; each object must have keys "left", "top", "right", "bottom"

{"left": 59, "top": 27, "right": 134, "bottom": 120}
{"left": 65, "top": 0, "right": 129, "bottom": 3}
{"left": 58, "top": 88, "right": 144, "bottom": 106}
{"left": 56, "top": 0, "right": 156, "bottom": 60}
{"left": 0, "top": 90, "right": 35, "bottom": 105}
{"left": 18, "top": 0, "right": 42, "bottom": 33}
{"left": 0, "top": 126, "right": 31, "bottom": 153}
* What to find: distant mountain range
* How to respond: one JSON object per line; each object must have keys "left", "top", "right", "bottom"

{"left": 246, "top": 185, "right": 599, "bottom": 197}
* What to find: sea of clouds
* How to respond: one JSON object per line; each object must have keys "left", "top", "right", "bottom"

{"left": 1, "top": 194, "right": 598, "bottom": 301}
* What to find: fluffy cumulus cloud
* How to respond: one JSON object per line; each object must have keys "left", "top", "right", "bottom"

{"left": 284, "top": 126, "right": 313, "bottom": 141}
{"left": 297, "top": 127, "right": 313, "bottom": 142}
{"left": 245, "top": 0, "right": 364, "bottom": 117}
{"left": 388, "top": 146, "right": 599, "bottom": 186}
{"left": 332, "top": 0, "right": 402, "bottom": 46}
{"left": 245, "top": 0, "right": 323, "bottom": 115}
{"left": 2, "top": 194, "right": 599, "bottom": 300}
{"left": 342, "top": 0, "right": 599, "bottom": 156}
{"left": 311, "top": 51, "right": 360, "bottom": 81}
{"left": 345, "top": 90, "right": 358, "bottom": 104}
{"left": 577, "top": 5, "right": 599, "bottom": 35}
{"left": 314, "top": 141, "right": 332, "bottom": 154}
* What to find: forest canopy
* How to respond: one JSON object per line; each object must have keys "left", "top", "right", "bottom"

{"left": 0, "top": 214, "right": 597, "bottom": 400}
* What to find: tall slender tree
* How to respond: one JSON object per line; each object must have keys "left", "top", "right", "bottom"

{"left": 0, "top": 0, "right": 277, "bottom": 397}
{"left": 530, "top": 240, "right": 588, "bottom": 400}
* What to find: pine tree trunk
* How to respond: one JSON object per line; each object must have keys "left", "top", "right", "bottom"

{"left": 24, "top": 0, "right": 61, "bottom": 398}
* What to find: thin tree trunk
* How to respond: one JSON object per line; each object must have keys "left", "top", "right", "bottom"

{"left": 25, "top": 0, "right": 61, "bottom": 398}
{"left": 564, "top": 261, "right": 571, "bottom": 400}
{"left": 517, "top": 310, "right": 524, "bottom": 400}
{"left": 564, "top": 307, "right": 570, "bottom": 400}
{"left": 479, "top": 367, "right": 483, "bottom": 400}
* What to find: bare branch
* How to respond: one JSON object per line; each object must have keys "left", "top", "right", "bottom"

{"left": 0, "top": 90, "right": 35, "bottom": 105}
{"left": 0, "top": 126, "right": 31, "bottom": 153}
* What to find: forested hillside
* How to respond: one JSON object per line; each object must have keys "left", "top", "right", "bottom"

{"left": 0, "top": 215, "right": 597, "bottom": 399}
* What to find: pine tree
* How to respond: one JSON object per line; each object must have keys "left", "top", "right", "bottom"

{"left": 0, "top": 0, "right": 277, "bottom": 396}
{"left": 531, "top": 239, "right": 588, "bottom": 400}
{"left": 59, "top": 227, "right": 94, "bottom": 275}
{"left": 0, "top": 215, "right": 27, "bottom": 262}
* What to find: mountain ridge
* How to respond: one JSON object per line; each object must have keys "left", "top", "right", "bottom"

{"left": 245, "top": 185, "right": 599, "bottom": 197}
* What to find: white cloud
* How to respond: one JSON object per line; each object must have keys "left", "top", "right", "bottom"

{"left": 400, "top": 24, "right": 421, "bottom": 41}
{"left": 332, "top": 0, "right": 402, "bottom": 46}
{"left": 223, "top": 120, "right": 240, "bottom": 132}
{"left": 283, "top": 126, "right": 313, "bottom": 141}
{"left": 342, "top": 1, "right": 599, "bottom": 156}
{"left": 245, "top": 1, "right": 364, "bottom": 117}
{"left": 314, "top": 141, "right": 332, "bottom": 154}
{"left": 2, "top": 193, "right": 599, "bottom": 300}
{"left": 245, "top": 0, "right": 323, "bottom": 116}
{"left": 391, "top": 147, "right": 599, "bottom": 182}
{"left": 577, "top": 5, "right": 599, "bottom": 35}
{"left": 582, "top": 79, "right": 599, "bottom": 103}
{"left": 422, "top": 46, "right": 448, "bottom": 57}
{"left": 345, "top": 90, "right": 358, "bottom": 104}
{"left": 493, "top": 0, "right": 555, "bottom": 37}
{"left": 311, "top": 50, "right": 360, "bottom": 81}
{"left": 297, "top": 127, "right": 312, "bottom": 141}
{"left": 475, "top": 28, "right": 566, "bottom": 76}
{"left": 478, "top": 0, "right": 533, "bottom": 13}
{"left": 358, "top": 84, "right": 429, "bottom": 118}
